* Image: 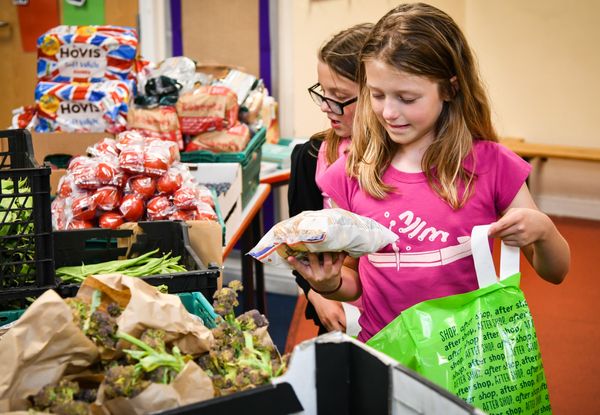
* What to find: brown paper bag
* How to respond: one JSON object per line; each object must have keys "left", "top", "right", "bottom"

{"left": 0, "top": 290, "right": 98, "bottom": 402}
{"left": 77, "top": 274, "right": 213, "bottom": 355}
{"left": 186, "top": 219, "right": 224, "bottom": 289}
{"left": 99, "top": 361, "right": 213, "bottom": 415}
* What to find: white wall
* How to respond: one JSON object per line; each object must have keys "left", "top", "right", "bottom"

{"left": 276, "top": 0, "right": 600, "bottom": 220}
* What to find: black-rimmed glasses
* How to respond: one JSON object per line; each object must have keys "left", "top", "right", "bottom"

{"left": 308, "top": 83, "right": 358, "bottom": 115}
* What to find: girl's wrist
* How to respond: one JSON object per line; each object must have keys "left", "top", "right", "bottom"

{"left": 310, "top": 277, "right": 343, "bottom": 296}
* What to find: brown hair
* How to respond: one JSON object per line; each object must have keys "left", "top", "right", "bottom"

{"left": 317, "top": 23, "right": 373, "bottom": 165}
{"left": 348, "top": 3, "right": 498, "bottom": 208}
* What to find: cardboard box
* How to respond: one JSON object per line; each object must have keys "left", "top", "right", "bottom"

{"left": 30, "top": 131, "right": 113, "bottom": 194}
{"left": 187, "top": 162, "right": 243, "bottom": 246}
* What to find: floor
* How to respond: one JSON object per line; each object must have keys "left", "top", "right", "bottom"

{"left": 282, "top": 216, "right": 600, "bottom": 414}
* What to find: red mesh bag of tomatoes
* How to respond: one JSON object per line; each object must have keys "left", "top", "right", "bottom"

{"left": 51, "top": 197, "right": 69, "bottom": 230}
{"left": 95, "top": 156, "right": 126, "bottom": 187}
{"left": 172, "top": 186, "right": 198, "bottom": 210}
{"left": 116, "top": 130, "right": 145, "bottom": 147}
{"left": 87, "top": 137, "right": 119, "bottom": 158}
{"left": 70, "top": 192, "right": 98, "bottom": 222}
{"left": 69, "top": 156, "right": 101, "bottom": 189}
{"left": 67, "top": 219, "right": 95, "bottom": 229}
{"left": 56, "top": 174, "right": 75, "bottom": 198}
{"left": 118, "top": 142, "right": 145, "bottom": 175}
{"left": 156, "top": 167, "right": 183, "bottom": 195}
{"left": 127, "top": 175, "right": 157, "bottom": 199}
{"left": 197, "top": 185, "right": 215, "bottom": 207}
{"left": 93, "top": 186, "right": 122, "bottom": 211}
{"left": 146, "top": 195, "right": 175, "bottom": 221}
{"left": 98, "top": 212, "right": 125, "bottom": 229}
{"left": 119, "top": 193, "right": 145, "bottom": 222}
{"left": 143, "top": 138, "right": 179, "bottom": 177}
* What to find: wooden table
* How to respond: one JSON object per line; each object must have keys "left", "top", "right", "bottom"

{"left": 223, "top": 183, "right": 271, "bottom": 314}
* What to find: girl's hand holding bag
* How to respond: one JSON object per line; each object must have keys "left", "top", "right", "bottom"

{"left": 367, "top": 225, "right": 551, "bottom": 415}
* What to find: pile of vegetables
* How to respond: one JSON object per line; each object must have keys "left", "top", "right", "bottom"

{"left": 196, "top": 280, "right": 288, "bottom": 396}
{"left": 51, "top": 130, "right": 218, "bottom": 231}
{"left": 56, "top": 248, "right": 187, "bottom": 283}
{"left": 0, "top": 177, "right": 35, "bottom": 284}
{"left": 24, "top": 282, "right": 288, "bottom": 413}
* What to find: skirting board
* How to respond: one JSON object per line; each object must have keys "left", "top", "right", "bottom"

{"left": 536, "top": 195, "right": 600, "bottom": 221}
{"left": 222, "top": 250, "right": 299, "bottom": 296}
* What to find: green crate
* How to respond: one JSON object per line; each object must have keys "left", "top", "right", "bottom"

{"left": 0, "top": 291, "right": 218, "bottom": 328}
{"left": 181, "top": 128, "right": 266, "bottom": 209}
{"left": 178, "top": 291, "right": 218, "bottom": 329}
{"left": 0, "top": 308, "right": 25, "bottom": 326}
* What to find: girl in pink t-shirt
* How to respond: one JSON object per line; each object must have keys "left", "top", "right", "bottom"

{"left": 287, "top": 3, "right": 570, "bottom": 342}
{"left": 288, "top": 23, "right": 372, "bottom": 335}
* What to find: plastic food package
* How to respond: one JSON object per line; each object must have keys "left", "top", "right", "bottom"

{"left": 176, "top": 85, "right": 239, "bottom": 135}
{"left": 185, "top": 122, "right": 251, "bottom": 153}
{"left": 249, "top": 208, "right": 399, "bottom": 267}
{"left": 37, "top": 25, "right": 138, "bottom": 83}
{"left": 127, "top": 105, "right": 183, "bottom": 149}
{"left": 35, "top": 80, "right": 130, "bottom": 133}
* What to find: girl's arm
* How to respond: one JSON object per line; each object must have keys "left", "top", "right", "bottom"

{"left": 306, "top": 291, "right": 347, "bottom": 332}
{"left": 288, "top": 254, "right": 362, "bottom": 302}
{"left": 488, "top": 183, "right": 570, "bottom": 284}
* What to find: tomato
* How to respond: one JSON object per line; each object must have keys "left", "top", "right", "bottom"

{"left": 67, "top": 219, "right": 95, "bottom": 229}
{"left": 169, "top": 209, "right": 195, "bottom": 221}
{"left": 118, "top": 148, "right": 145, "bottom": 175}
{"left": 67, "top": 156, "right": 89, "bottom": 171}
{"left": 143, "top": 155, "right": 169, "bottom": 177}
{"left": 130, "top": 176, "right": 156, "bottom": 199}
{"left": 94, "top": 186, "right": 122, "bottom": 211}
{"left": 99, "top": 212, "right": 124, "bottom": 229}
{"left": 173, "top": 187, "right": 198, "bottom": 210}
{"left": 157, "top": 171, "right": 183, "bottom": 194}
{"left": 96, "top": 162, "right": 117, "bottom": 185}
{"left": 90, "top": 138, "right": 119, "bottom": 157}
{"left": 51, "top": 197, "right": 68, "bottom": 230}
{"left": 146, "top": 196, "right": 173, "bottom": 220}
{"left": 71, "top": 194, "right": 97, "bottom": 221}
{"left": 119, "top": 194, "right": 145, "bottom": 222}
{"left": 194, "top": 203, "right": 218, "bottom": 221}
{"left": 116, "top": 131, "right": 144, "bottom": 146}
{"left": 57, "top": 175, "right": 74, "bottom": 198}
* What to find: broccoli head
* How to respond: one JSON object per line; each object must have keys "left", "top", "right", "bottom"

{"left": 103, "top": 365, "right": 150, "bottom": 400}
{"left": 31, "top": 379, "right": 91, "bottom": 415}
{"left": 212, "top": 281, "right": 244, "bottom": 319}
{"left": 32, "top": 379, "right": 79, "bottom": 409}
{"left": 49, "top": 400, "right": 90, "bottom": 415}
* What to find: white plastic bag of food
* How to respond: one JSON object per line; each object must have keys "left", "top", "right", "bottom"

{"left": 248, "top": 208, "right": 398, "bottom": 267}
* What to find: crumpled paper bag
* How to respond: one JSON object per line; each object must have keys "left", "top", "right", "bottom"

{"left": 0, "top": 290, "right": 98, "bottom": 402}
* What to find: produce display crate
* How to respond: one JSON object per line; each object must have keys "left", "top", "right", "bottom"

{"left": 0, "top": 129, "right": 55, "bottom": 305}
{"left": 54, "top": 221, "right": 220, "bottom": 299}
{"left": 181, "top": 127, "right": 266, "bottom": 208}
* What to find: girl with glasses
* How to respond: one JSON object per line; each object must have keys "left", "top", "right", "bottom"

{"left": 287, "top": 3, "right": 569, "bottom": 342}
{"left": 288, "top": 22, "right": 373, "bottom": 335}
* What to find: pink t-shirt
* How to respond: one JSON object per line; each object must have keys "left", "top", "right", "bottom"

{"left": 317, "top": 140, "right": 531, "bottom": 342}
{"left": 315, "top": 138, "right": 351, "bottom": 208}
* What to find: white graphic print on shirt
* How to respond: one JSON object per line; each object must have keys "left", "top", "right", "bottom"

{"left": 368, "top": 210, "right": 471, "bottom": 270}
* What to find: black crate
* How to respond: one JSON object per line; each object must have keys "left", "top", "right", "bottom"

{"left": 54, "top": 221, "right": 219, "bottom": 300}
{"left": 0, "top": 129, "right": 55, "bottom": 305}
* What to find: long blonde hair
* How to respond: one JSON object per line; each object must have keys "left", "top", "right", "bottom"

{"left": 348, "top": 3, "right": 498, "bottom": 209}
{"left": 316, "top": 23, "right": 373, "bottom": 165}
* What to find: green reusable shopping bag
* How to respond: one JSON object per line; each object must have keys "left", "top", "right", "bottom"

{"left": 367, "top": 225, "right": 551, "bottom": 414}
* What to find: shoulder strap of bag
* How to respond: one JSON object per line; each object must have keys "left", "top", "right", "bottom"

{"left": 471, "top": 225, "right": 520, "bottom": 288}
